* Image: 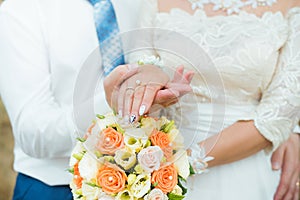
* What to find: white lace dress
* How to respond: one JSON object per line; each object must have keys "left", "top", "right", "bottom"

{"left": 128, "top": 1, "right": 300, "bottom": 199}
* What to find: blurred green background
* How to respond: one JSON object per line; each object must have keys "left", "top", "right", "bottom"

{"left": 0, "top": 1, "right": 17, "bottom": 200}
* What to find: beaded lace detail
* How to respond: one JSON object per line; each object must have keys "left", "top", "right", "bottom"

{"left": 188, "top": 0, "right": 277, "bottom": 14}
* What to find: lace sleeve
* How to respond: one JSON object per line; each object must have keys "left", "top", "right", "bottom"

{"left": 126, "top": 0, "right": 160, "bottom": 64}
{"left": 254, "top": 8, "right": 300, "bottom": 151}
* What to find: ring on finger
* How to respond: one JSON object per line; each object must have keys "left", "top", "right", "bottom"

{"left": 135, "top": 79, "right": 141, "bottom": 86}
{"left": 126, "top": 87, "right": 135, "bottom": 92}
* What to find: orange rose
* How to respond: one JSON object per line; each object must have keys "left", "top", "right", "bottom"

{"left": 97, "top": 164, "right": 127, "bottom": 194}
{"left": 150, "top": 129, "right": 173, "bottom": 159}
{"left": 97, "top": 127, "right": 124, "bottom": 155}
{"left": 151, "top": 165, "right": 178, "bottom": 194}
{"left": 73, "top": 162, "right": 83, "bottom": 189}
{"left": 150, "top": 129, "right": 170, "bottom": 148}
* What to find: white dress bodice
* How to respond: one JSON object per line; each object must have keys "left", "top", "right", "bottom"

{"left": 129, "top": 0, "right": 300, "bottom": 151}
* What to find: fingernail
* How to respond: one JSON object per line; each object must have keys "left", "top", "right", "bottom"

{"left": 139, "top": 105, "right": 146, "bottom": 116}
{"left": 118, "top": 110, "right": 122, "bottom": 118}
{"left": 272, "top": 162, "right": 280, "bottom": 170}
{"left": 130, "top": 114, "right": 136, "bottom": 123}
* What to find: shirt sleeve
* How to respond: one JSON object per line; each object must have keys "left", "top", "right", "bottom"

{"left": 0, "top": 1, "right": 76, "bottom": 158}
{"left": 254, "top": 8, "right": 300, "bottom": 151}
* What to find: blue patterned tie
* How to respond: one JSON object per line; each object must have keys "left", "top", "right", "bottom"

{"left": 89, "top": 0, "right": 125, "bottom": 76}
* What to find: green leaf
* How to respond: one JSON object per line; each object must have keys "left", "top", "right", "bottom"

{"left": 85, "top": 182, "right": 100, "bottom": 188}
{"left": 163, "top": 120, "right": 174, "bottom": 133}
{"left": 177, "top": 176, "right": 188, "bottom": 195}
{"left": 76, "top": 137, "right": 86, "bottom": 143}
{"left": 72, "top": 153, "right": 84, "bottom": 160}
{"left": 152, "top": 182, "right": 158, "bottom": 187}
{"left": 67, "top": 168, "right": 74, "bottom": 174}
{"left": 96, "top": 114, "right": 105, "bottom": 119}
{"left": 189, "top": 163, "right": 195, "bottom": 175}
{"left": 167, "top": 193, "right": 185, "bottom": 200}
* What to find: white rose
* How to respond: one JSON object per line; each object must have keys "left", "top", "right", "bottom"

{"left": 144, "top": 189, "right": 168, "bottom": 200}
{"left": 114, "top": 149, "right": 137, "bottom": 170}
{"left": 78, "top": 153, "right": 100, "bottom": 181}
{"left": 172, "top": 149, "right": 190, "bottom": 179}
{"left": 116, "top": 189, "right": 134, "bottom": 200}
{"left": 81, "top": 183, "right": 102, "bottom": 200}
{"left": 98, "top": 193, "right": 115, "bottom": 200}
{"left": 96, "top": 113, "right": 118, "bottom": 130}
{"left": 130, "top": 174, "right": 151, "bottom": 198}
{"left": 137, "top": 146, "right": 163, "bottom": 173}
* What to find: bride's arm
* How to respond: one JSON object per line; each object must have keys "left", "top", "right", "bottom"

{"left": 201, "top": 120, "right": 271, "bottom": 167}
{"left": 203, "top": 9, "right": 300, "bottom": 167}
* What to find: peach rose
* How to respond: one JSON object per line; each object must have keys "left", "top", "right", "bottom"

{"left": 96, "top": 164, "right": 127, "bottom": 194}
{"left": 150, "top": 129, "right": 173, "bottom": 159}
{"left": 73, "top": 161, "right": 83, "bottom": 189}
{"left": 151, "top": 165, "right": 178, "bottom": 194}
{"left": 97, "top": 127, "right": 124, "bottom": 155}
{"left": 150, "top": 129, "right": 170, "bottom": 148}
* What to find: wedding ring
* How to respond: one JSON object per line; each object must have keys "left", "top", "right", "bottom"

{"left": 126, "top": 87, "right": 135, "bottom": 92}
{"left": 296, "top": 181, "right": 299, "bottom": 187}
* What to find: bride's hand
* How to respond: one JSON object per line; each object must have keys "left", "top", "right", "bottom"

{"left": 271, "top": 133, "right": 300, "bottom": 200}
{"left": 116, "top": 64, "right": 169, "bottom": 121}
{"left": 118, "top": 65, "right": 194, "bottom": 122}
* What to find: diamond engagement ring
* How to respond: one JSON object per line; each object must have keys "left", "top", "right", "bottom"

{"left": 135, "top": 79, "right": 141, "bottom": 86}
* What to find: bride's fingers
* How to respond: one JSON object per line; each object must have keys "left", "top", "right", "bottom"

{"left": 138, "top": 83, "right": 162, "bottom": 117}
{"left": 130, "top": 85, "right": 146, "bottom": 122}
{"left": 117, "top": 83, "right": 129, "bottom": 117}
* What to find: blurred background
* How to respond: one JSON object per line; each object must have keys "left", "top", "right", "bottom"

{"left": 0, "top": 97, "right": 16, "bottom": 200}
{"left": 0, "top": 1, "right": 17, "bottom": 200}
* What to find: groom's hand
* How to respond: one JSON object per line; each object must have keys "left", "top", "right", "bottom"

{"left": 271, "top": 133, "right": 300, "bottom": 200}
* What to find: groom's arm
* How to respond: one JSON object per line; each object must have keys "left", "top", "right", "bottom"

{"left": 0, "top": 1, "right": 76, "bottom": 158}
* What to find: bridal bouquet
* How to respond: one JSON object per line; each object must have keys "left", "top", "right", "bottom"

{"left": 69, "top": 113, "right": 192, "bottom": 200}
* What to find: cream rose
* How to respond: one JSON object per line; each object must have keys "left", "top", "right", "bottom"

{"left": 130, "top": 174, "right": 151, "bottom": 198}
{"left": 81, "top": 183, "right": 103, "bottom": 200}
{"left": 114, "top": 149, "right": 137, "bottom": 170}
{"left": 78, "top": 153, "right": 101, "bottom": 181}
{"left": 137, "top": 146, "right": 163, "bottom": 173}
{"left": 144, "top": 189, "right": 168, "bottom": 200}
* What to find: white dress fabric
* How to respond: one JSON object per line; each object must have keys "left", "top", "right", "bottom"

{"left": 129, "top": 1, "right": 300, "bottom": 199}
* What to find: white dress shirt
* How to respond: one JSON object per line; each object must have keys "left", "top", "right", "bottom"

{"left": 0, "top": 0, "right": 141, "bottom": 185}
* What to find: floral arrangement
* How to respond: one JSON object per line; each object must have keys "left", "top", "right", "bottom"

{"left": 69, "top": 113, "right": 193, "bottom": 200}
